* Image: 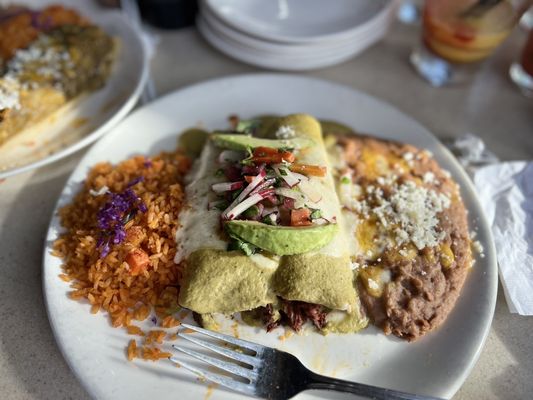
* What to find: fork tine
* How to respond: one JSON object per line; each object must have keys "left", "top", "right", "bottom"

{"left": 177, "top": 332, "right": 261, "bottom": 367}
{"left": 169, "top": 356, "right": 257, "bottom": 396}
{"left": 172, "top": 345, "right": 258, "bottom": 381}
{"left": 180, "top": 323, "right": 263, "bottom": 353}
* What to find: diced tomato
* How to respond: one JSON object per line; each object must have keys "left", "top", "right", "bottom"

{"left": 253, "top": 147, "right": 278, "bottom": 157}
{"left": 289, "top": 163, "right": 327, "bottom": 177}
{"left": 126, "top": 248, "right": 150, "bottom": 276}
{"left": 290, "top": 208, "right": 312, "bottom": 226}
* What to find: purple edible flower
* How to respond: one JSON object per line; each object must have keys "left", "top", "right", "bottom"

{"left": 96, "top": 180, "right": 147, "bottom": 257}
{"left": 127, "top": 176, "right": 144, "bottom": 187}
{"left": 143, "top": 159, "right": 152, "bottom": 168}
{"left": 96, "top": 237, "right": 111, "bottom": 258}
{"left": 138, "top": 202, "right": 148, "bottom": 213}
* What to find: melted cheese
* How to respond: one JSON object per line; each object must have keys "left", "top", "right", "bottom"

{"left": 174, "top": 142, "right": 227, "bottom": 264}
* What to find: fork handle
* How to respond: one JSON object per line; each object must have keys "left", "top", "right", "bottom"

{"left": 306, "top": 372, "right": 445, "bottom": 400}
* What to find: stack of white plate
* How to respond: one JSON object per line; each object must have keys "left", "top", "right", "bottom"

{"left": 198, "top": 0, "right": 396, "bottom": 71}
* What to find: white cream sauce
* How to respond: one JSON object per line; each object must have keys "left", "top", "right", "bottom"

{"left": 301, "top": 141, "right": 351, "bottom": 262}
{"left": 174, "top": 142, "right": 227, "bottom": 264}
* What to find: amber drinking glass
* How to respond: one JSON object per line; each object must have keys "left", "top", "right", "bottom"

{"left": 411, "top": 0, "right": 532, "bottom": 86}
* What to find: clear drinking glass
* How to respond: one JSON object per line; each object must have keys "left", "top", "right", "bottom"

{"left": 411, "top": 0, "right": 532, "bottom": 86}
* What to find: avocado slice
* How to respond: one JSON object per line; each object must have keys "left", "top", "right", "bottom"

{"left": 225, "top": 220, "right": 337, "bottom": 255}
{"left": 211, "top": 133, "right": 314, "bottom": 151}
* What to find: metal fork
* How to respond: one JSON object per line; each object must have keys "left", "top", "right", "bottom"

{"left": 169, "top": 323, "right": 445, "bottom": 400}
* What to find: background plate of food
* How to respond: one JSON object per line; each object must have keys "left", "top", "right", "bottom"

{"left": 0, "top": 0, "right": 148, "bottom": 179}
{"left": 43, "top": 74, "right": 497, "bottom": 400}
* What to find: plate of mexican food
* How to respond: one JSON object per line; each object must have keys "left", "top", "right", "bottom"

{"left": 0, "top": 0, "right": 147, "bottom": 178}
{"left": 43, "top": 74, "right": 497, "bottom": 400}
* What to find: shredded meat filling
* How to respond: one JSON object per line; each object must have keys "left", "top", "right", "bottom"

{"left": 262, "top": 304, "right": 281, "bottom": 332}
{"left": 280, "top": 300, "right": 328, "bottom": 331}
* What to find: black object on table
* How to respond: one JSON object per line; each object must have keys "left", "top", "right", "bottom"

{"left": 138, "top": 0, "right": 198, "bottom": 29}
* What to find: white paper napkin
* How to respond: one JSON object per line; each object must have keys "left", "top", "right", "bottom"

{"left": 474, "top": 162, "right": 533, "bottom": 315}
{"left": 447, "top": 135, "right": 533, "bottom": 315}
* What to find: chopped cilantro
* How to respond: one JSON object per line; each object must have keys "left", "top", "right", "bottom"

{"left": 227, "top": 238, "right": 258, "bottom": 256}
{"left": 231, "top": 188, "right": 244, "bottom": 200}
{"left": 274, "top": 177, "right": 284, "bottom": 187}
{"left": 310, "top": 209, "right": 322, "bottom": 220}
{"left": 214, "top": 201, "right": 229, "bottom": 211}
{"left": 240, "top": 148, "right": 255, "bottom": 166}
{"left": 243, "top": 205, "right": 261, "bottom": 219}
{"left": 279, "top": 168, "right": 288, "bottom": 176}
{"left": 121, "top": 210, "right": 137, "bottom": 225}
{"left": 262, "top": 214, "right": 277, "bottom": 225}
{"left": 341, "top": 176, "right": 351, "bottom": 184}
{"left": 278, "top": 146, "right": 294, "bottom": 153}
{"left": 236, "top": 119, "right": 260, "bottom": 135}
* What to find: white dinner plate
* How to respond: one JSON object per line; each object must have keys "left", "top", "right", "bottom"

{"left": 204, "top": 0, "right": 392, "bottom": 44}
{"left": 0, "top": 0, "right": 148, "bottom": 179}
{"left": 44, "top": 74, "right": 497, "bottom": 400}
{"left": 200, "top": 5, "right": 393, "bottom": 56}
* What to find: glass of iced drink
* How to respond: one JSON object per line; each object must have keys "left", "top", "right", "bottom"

{"left": 411, "top": 0, "right": 532, "bottom": 86}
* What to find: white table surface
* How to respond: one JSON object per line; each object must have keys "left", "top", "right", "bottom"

{"left": 0, "top": 18, "right": 532, "bottom": 400}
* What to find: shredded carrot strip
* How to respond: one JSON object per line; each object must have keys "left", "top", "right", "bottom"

{"left": 289, "top": 164, "right": 326, "bottom": 177}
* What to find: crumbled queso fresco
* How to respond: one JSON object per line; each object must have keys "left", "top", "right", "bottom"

{"left": 375, "top": 180, "right": 450, "bottom": 249}
{"left": 0, "top": 78, "right": 20, "bottom": 111}
{"left": 275, "top": 125, "right": 296, "bottom": 139}
{"left": 344, "top": 177, "right": 451, "bottom": 250}
{"left": 5, "top": 35, "right": 73, "bottom": 89}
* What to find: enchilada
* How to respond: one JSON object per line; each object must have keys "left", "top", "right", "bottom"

{"left": 176, "top": 114, "right": 368, "bottom": 333}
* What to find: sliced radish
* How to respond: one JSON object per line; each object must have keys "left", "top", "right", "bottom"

{"left": 274, "top": 187, "right": 306, "bottom": 201}
{"left": 222, "top": 168, "right": 266, "bottom": 219}
{"left": 298, "top": 179, "right": 323, "bottom": 203}
{"left": 224, "top": 192, "right": 265, "bottom": 220}
{"left": 272, "top": 164, "right": 300, "bottom": 188}
{"left": 249, "top": 178, "right": 276, "bottom": 197}
{"left": 257, "top": 188, "right": 275, "bottom": 197}
{"left": 211, "top": 181, "right": 244, "bottom": 193}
